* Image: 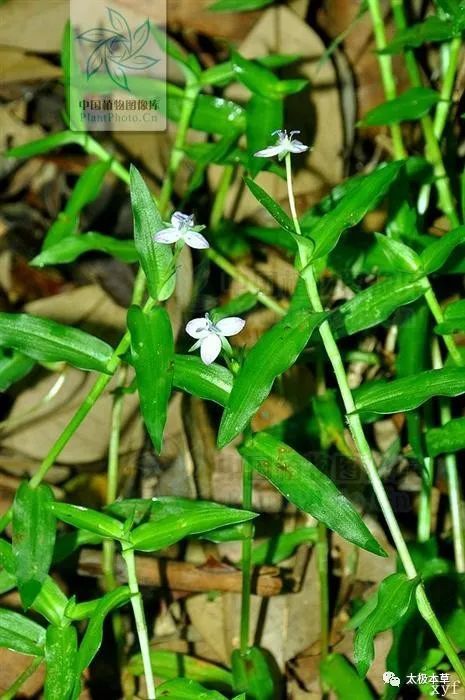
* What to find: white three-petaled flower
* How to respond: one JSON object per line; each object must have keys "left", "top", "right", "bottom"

{"left": 254, "top": 129, "right": 309, "bottom": 160}
{"left": 154, "top": 211, "right": 209, "bottom": 249}
{"left": 186, "top": 313, "right": 245, "bottom": 365}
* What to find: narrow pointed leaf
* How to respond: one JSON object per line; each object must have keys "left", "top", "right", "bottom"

{"left": 320, "top": 654, "right": 374, "bottom": 699}
{"left": 130, "top": 502, "right": 257, "bottom": 552}
{"left": 380, "top": 16, "right": 456, "bottom": 54}
{"left": 128, "top": 306, "right": 174, "bottom": 452}
{"left": 32, "top": 233, "right": 137, "bottom": 267}
{"left": 420, "top": 227, "right": 465, "bottom": 274}
{"left": 244, "top": 177, "right": 293, "bottom": 231}
{"left": 210, "top": 0, "right": 274, "bottom": 10}
{"left": 360, "top": 87, "right": 441, "bottom": 126}
{"left": 44, "top": 625, "right": 78, "bottom": 700}
{"left": 5, "top": 130, "right": 85, "bottom": 159}
{"left": 76, "top": 586, "right": 131, "bottom": 674}
{"left": 304, "top": 162, "right": 404, "bottom": 260}
{"left": 426, "top": 417, "right": 465, "bottom": 457}
{"left": 232, "top": 647, "right": 281, "bottom": 700}
{"left": 157, "top": 678, "right": 227, "bottom": 698}
{"left": 173, "top": 355, "right": 233, "bottom": 406}
{"left": 353, "top": 573, "right": 419, "bottom": 677}
{"left": 12, "top": 482, "right": 56, "bottom": 608}
{"left": 43, "top": 161, "right": 110, "bottom": 248}
{"left": 353, "top": 368, "right": 465, "bottom": 415}
{"left": 128, "top": 649, "right": 233, "bottom": 692}
{"left": 130, "top": 165, "right": 174, "bottom": 301}
{"left": 250, "top": 526, "right": 318, "bottom": 566}
{"left": 218, "top": 310, "right": 326, "bottom": 447}
{"left": 0, "top": 350, "right": 35, "bottom": 390}
{"left": 330, "top": 274, "right": 427, "bottom": 337}
{"left": 0, "top": 313, "right": 114, "bottom": 373}
{"left": 49, "top": 502, "right": 127, "bottom": 541}
{"left": 239, "top": 433, "right": 386, "bottom": 556}
{"left": 0, "top": 608, "right": 46, "bottom": 656}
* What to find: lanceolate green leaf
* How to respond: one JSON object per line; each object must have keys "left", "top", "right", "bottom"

{"left": 246, "top": 96, "right": 283, "bottom": 177}
{"left": 0, "top": 608, "right": 46, "bottom": 656}
{"left": 232, "top": 647, "right": 281, "bottom": 700}
{"left": 232, "top": 52, "right": 279, "bottom": 97}
{"left": 44, "top": 625, "right": 78, "bottom": 700}
{"left": 12, "top": 482, "right": 56, "bottom": 609}
{"left": 43, "top": 161, "right": 110, "bottom": 248}
{"left": 244, "top": 177, "right": 293, "bottom": 231}
{"left": 304, "top": 162, "right": 404, "bottom": 260}
{"left": 320, "top": 654, "right": 374, "bottom": 699}
{"left": 76, "top": 587, "right": 131, "bottom": 675}
{"left": 130, "top": 165, "right": 174, "bottom": 301}
{"left": 330, "top": 274, "right": 427, "bottom": 338}
{"left": 420, "top": 227, "right": 465, "bottom": 274}
{"left": 218, "top": 310, "right": 325, "bottom": 448}
{"left": 32, "top": 233, "right": 137, "bottom": 267}
{"left": 353, "top": 368, "right": 465, "bottom": 415}
{"left": 128, "top": 306, "right": 174, "bottom": 452}
{"left": 352, "top": 573, "right": 419, "bottom": 677}
{"left": 0, "top": 350, "right": 35, "bottom": 391}
{"left": 239, "top": 433, "right": 386, "bottom": 556}
{"left": 426, "top": 417, "right": 465, "bottom": 457}
{"left": 130, "top": 502, "right": 257, "bottom": 552}
{"left": 380, "top": 16, "right": 456, "bottom": 54}
{"left": 360, "top": 87, "right": 441, "bottom": 126}
{"left": 128, "top": 649, "right": 233, "bottom": 692}
{"left": 173, "top": 355, "right": 233, "bottom": 406}
{"left": 5, "top": 130, "right": 85, "bottom": 159}
{"left": 0, "top": 540, "right": 68, "bottom": 625}
{"left": 0, "top": 313, "right": 114, "bottom": 373}
{"left": 49, "top": 502, "right": 127, "bottom": 541}
{"left": 157, "top": 678, "right": 227, "bottom": 699}
{"left": 435, "top": 298, "right": 465, "bottom": 334}
{"left": 250, "top": 526, "right": 318, "bottom": 566}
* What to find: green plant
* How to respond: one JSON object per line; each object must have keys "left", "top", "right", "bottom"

{"left": 1, "top": 1, "right": 465, "bottom": 697}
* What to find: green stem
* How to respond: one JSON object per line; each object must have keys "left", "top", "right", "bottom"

{"left": 366, "top": 0, "right": 406, "bottom": 159}
{"left": 317, "top": 521, "right": 329, "bottom": 663}
{"left": 210, "top": 165, "right": 234, "bottom": 230}
{"left": 122, "top": 546, "right": 156, "bottom": 700}
{"left": 240, "top": 456, "right": 254, "bottom": 654}
{"left": 390, "top": 0, "right": 459, "bottom": 225}
{"left": 432, "top": 340, "right": 465, "bottom": 573}
{"left": 0, "top": 656, "right": 42, "bottom": 700}
{"left": 434, "top": 37, "right": 461, "bottom": 140}
{"left": 285, "top": 153, "right": 465, "bottom": 682}
{"left": 424, "top": 286, "right": 463, "bottom": 366}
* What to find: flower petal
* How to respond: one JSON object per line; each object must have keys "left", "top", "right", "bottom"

{"left": 183, "top": 230, "right": 210, "bottom": 249}
{"left": 200, "top": 334, "right": 222, "bottom": 365}
{"left": 254, "top": 145, "right": 285, "bottom": 158}
{"left": 154, "top": 227, "right": 181, "bottom": 244}
{"left": 171, "top": 211, "right": 189, "bottom": 229}
{"left": 289, "top": 141, "right": 309, "bottom": 154}
{"left": 216, "top": 317, "right": 245, "bottom": 336}
{"left": 185, "top": 317, "right": 210, "bottom": 339}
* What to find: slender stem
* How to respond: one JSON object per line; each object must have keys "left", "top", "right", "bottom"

{"left": 366, "top": 0, "right": 406, "bottom": 159}
{"left": 424, "top": 286, "right": 463, "bottom": 366}
{"left": 103, "top": 366, "right": 129, "bottom": 674}
{"left": 210, "top": 165, "right": 234, "bottom": 230}
{"left": 317, "top": 521, "right": 329, "bottom": 663}
{"left": 122, "top": 546, "right": 156, "bottom": 700}
{"left": 240, "top": 457, "right": 254, "bottom": 654}
{"left": 285, "top": 154, "right": 465, "bottom": 682}
{"left": 432, "top": 340, "right": 465, "bottom": 573}
{"left": 434, "top": 37, "right": 461, "bottom": 140}
{"left": 0, "top": 656, "right": 42, "bottom": 700}
{"left": 390, "top": 0, "right": 459, "bottom": 225}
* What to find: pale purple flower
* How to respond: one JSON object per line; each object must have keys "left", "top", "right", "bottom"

{"left": 154, "top": 211, "right": 209, "bottom": 249}
{"left": 254, "top": 129, "right": 309, "bottom": 160}
{"left": 186, "top": 313, "right": 245, "bottom": 365}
